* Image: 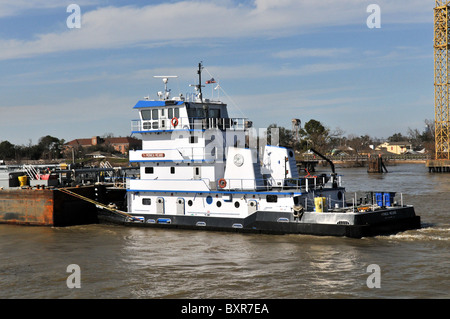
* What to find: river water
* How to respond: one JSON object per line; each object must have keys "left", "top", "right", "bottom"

{"left": 0, "top": 163, "right": 448, "bottom": 300}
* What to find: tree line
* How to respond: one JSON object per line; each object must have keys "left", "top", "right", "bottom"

{"left": 0, "top": 135, "right": 65, "bottom": 161}
{"left": 0, "top": 134, "right": 121, "bottom": 161}
{"left": 268, "top": 118, "right": 435, "bottom": 156}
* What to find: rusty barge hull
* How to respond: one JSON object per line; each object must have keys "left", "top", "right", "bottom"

{"left": 0, "top": 187, "right": 98, "bottom": 226}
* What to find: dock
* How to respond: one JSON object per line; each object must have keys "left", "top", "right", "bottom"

{"left": 426, "top": 159, "right": 450, "bottom": 173}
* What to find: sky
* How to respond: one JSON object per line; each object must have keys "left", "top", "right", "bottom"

{"left": 0, "top": 0, "right": 434, "bottom": 146}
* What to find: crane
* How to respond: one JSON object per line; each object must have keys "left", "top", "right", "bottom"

{"left": 428, "top": 1, "right": 450, "bottom": 172}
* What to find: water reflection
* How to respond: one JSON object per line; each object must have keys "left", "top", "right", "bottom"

{"left": 119, "top": 229, "right": 379, "bottom": 298}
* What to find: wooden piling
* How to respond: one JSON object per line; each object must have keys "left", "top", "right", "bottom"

{"left": 368, "top": 154, "right": 388, "bottom": 173}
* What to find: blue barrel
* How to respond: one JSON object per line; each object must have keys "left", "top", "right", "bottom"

{"left": 375, "top": 193, "right": 383, "bottom": 206}
{"left": 383, "top": 192, "right": 395, "bottom": 207}
{"left": 376, "top": 192, "right": 395, "bottom": 207}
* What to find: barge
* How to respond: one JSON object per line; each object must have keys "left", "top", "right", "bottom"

{"left": 0, "top": 186, "right": 98, "bottom": 226}
{"left": 0, "top": 164, "right": 131, "bottom": 226}
{"left": 97, "top": 63, "right": 421, "bottom": 238}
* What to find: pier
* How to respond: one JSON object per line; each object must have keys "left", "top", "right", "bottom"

{"left": 301, "top": 154, "right": 430, "bottom": 169}
{"left": 426, "top": 159, "right": 450, "bottom": 173}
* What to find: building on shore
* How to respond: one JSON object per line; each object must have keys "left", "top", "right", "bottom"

{"left": 376, "top": 142, "right": 412, "bottom": 155}
{"left": 64, "top": 136, "right": 142, "bottom": 156}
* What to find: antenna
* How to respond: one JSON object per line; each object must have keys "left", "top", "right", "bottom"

{"left": 153, "top": 75, "right": 178, "bottom": 100}
{"left": 189, "top": 62, "right": 205, "bottom": 102}
{"left": 197, "top": 62, "right": 203, "bottom": 102}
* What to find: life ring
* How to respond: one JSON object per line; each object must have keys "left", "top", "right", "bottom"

{"left": 171, "top": 117, "right": 179, "bottom": 127}
{"left": 218, "top": 178, "right": 227, "bottom": 188}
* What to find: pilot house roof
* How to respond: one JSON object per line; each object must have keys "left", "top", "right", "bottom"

{"left": 133, "top": 100, "right": 184, "bottom": 109}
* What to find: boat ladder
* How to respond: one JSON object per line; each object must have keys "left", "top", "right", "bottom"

{"left": 57, "top": 188, "right": 140, "bottom": 222}
{"left": 23, "top": 164, "right": 39, "bottom": 180}
{"left": 100, "top": 161, "right": 114, "bottom": 177}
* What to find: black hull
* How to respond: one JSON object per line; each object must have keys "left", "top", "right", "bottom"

{"left": 97, "top": 206, "right": 421, "bottom": 239}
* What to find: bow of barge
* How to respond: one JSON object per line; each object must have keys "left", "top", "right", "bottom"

{"left": 0, "top": 186, "right": 99, "bottom": 227}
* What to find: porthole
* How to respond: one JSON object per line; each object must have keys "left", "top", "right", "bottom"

{"left": 188, "top": 200, "right": 193, "bottom": 206}
{"left": 216, "top": 201, "right": 222, "bottom": 207}
{"left": 234, "top": 201, "right": 240, "bottom": 208}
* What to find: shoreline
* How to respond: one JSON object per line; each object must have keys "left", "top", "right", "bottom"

{"left": 323, "top": 159, "right": 427, "bottom": 169}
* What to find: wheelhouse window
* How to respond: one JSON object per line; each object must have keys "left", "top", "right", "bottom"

{"left": 152, "top": 109, "right": 159, "bottom": 120}
{"left": 187, "top": 108, "right": 205, "bottom": 118}
{"left": 141, "top": 110, "right": 151, "bottom": 120}
{"left": 209, "top": 108, "right": 220, "bottom": 118}
{"left": 168, "top": 107, "right": 179, "bottom": 119}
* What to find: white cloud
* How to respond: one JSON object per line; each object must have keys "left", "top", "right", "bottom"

{"left": 0, "top": 0, "right": 431, "bottom": 61}
{"left": 0, "top": 0, "right": 100, "bottom": 18}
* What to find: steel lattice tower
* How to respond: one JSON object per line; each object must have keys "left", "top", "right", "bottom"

{"left": 429, "top": 1, "right": 450, "bottom": 171}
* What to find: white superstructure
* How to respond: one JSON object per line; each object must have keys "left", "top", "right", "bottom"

{"left": 126, "top": 64, "right": 346, "bottom": 224}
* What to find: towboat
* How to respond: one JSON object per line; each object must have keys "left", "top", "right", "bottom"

{"left": 97, "top": 63, "right": 421, "bottom": 238}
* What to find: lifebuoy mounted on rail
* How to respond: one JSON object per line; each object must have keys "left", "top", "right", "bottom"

{"left": 171, "top": 117, "right": 179, "bottom": 127}
{"left": 218, "top": 178, "right": 227, "bottom": 189}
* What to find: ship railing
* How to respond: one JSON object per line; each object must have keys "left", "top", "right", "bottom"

{"left": 131, "top": 117, "right": 247, "bottom": 132}
{"left": 126, "top": 175, "right": 338, "bottom": 192}
{"left": 301, "top": 196, "right": 346, "bottom": 212}
{"left": 217, "top": 175, "right": 336, "bottom": 192}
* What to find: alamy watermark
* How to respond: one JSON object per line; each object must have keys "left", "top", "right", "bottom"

{"left": 66, "top": 264, "right": 81, "bottom": 289}
{"left": 66, "top": 4, "right": 81, "bottom": 29}
{"left": 366, "top": 264, "right": 381, "bottom": 289}
{"left": 167, "top": 125, "right": 280, "bottom": 164}
{"left": 367, "top": 4, "right": 381, "bottom": 29}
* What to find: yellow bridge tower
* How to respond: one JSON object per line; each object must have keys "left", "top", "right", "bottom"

{"left": 428, "top": 1, "right": 450, "bottom": 172}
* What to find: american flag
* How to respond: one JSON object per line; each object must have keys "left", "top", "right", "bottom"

{"left": 206, "top": 78, "right": 216, "bottom": 84}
